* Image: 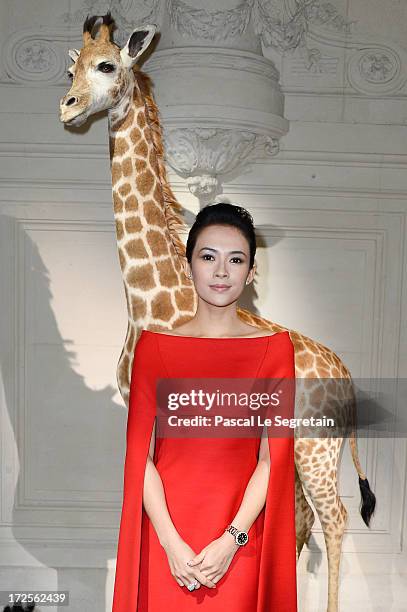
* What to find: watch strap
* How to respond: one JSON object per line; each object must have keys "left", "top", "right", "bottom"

{"left": 225, "top": 524, "right": 239, "bottom": 537}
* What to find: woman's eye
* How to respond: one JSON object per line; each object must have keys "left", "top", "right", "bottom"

{"left": 201, "top": 255, "right": 243, "bottom": 263}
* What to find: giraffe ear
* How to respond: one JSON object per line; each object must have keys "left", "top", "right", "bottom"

{"left": 120, "top": 24, "right": 156, "bottom": 68}
{"left": 68, "top": 48, "right": 81, "bottom": 62}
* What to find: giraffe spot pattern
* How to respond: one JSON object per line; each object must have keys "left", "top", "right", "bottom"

{"left": 130, "top": 127, "right": 142, "bottom": 144}
{"left": 173, "top": 314, "right": 195, "bottom": 327}
{"left": 124, "top": 194, "right": 139, "bottom": 212}
{"left": 119, "top": 183, "right": 131, "bottom": 196}
{"left": 175, "top": 288, "right": 195, "bottom": 311}
{"left": 135, "top": 139, "right": 148, "bottom": 158}
{"left": 136, "top": 170, "right": 155, "bottom": 196}
{"left": 111, "top": 162, "right": 122, "bottom": 184}
{"left": 122, "top": 157, "right": 133, "bottom": 177}
{"left": 151, "top": 290, "right": 174, "bottom": 321}
{"left": 113, "top": 192, "right": 124, "bottom": 213}
{"left": 131, "top": 294, "right": 147, "bottom": 320}
{"left": 116, "top": 218, "right": 124, "bottom": 241}
{"left": 125, "top": 217, "right": 143, "bottom": 233}
{"left": 144, "top": 198, "right": 165, "bottom": 225}
{"left": 125, "top": 238, "right": 149, "bottom": 259}
{"left": 149, "top": 148, "right": 158, "bottom": 170}
{"left": 301, "top": 351, "right": 315, "bottom": 370}
{"left": 126, "top": 326, "right": 135, "bottom": 353}
{"left": 119, "top": 353, "right": 130, "bottom": 387}
{"left": 127, "top": 263, "right": 155, "bottom": 290}
{"left": 135, "top": 158, "right": 147, "bottom": 172}
{"left": 153, "top": 182, "right": 164, "bottom": 205}
{"left": 146, "top": 229, "right": 169, "bottom": 256}
{"left": 156, "top": 258, "right": 179, "bottom": 287}
{"left": 137, "top": 112, "right": 146, "bottom": 129}
{"left": 112, "top": 136, "right": 129, "bottom": 157}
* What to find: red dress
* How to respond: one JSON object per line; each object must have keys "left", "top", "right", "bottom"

{"left": 112, "top": 330, "right": 297, "bottom": 611}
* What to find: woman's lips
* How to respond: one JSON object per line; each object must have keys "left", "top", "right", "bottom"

{"left": 210, "top": 285, "right": 231, "bottom": 292}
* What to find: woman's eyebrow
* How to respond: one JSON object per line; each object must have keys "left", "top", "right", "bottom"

{"left": 198, "top": 247, "right": 247, "bottom": 255}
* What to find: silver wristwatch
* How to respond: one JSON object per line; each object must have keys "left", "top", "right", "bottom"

{"left": 225, "top": 523, "right": 249, "bottom": 546}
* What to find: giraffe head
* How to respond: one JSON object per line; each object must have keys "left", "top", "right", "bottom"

{"left": 59, "top": 11, "right": 156, "bottom": 127}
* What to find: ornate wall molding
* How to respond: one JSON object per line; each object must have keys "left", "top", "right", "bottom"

{"left": 347, "top": 47, "right": 403, "bottom": 95}
{"left": 144, "top": 45, "right": 287, "bottom": 202}
{"left": 251, "top": 0, "right": 354, "bottom": 54}
{"left": 2, "top": 29, "right": 68, "bottom": 84}
{"left": 166, "top": 0, "right": 355, "bottom": 48}
{"left": 163, "top": 127, "right": 278, "bottom": 200}
{"left": 167, "top": 0, "right": 254, "bottom": 41}
{"left": 164, "top": 0, "right": 356, "bottom": 73}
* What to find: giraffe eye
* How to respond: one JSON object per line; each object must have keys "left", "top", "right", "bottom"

{"left": 66, "top": 70, "right": 73, "bottom": 80}
{"left": 98, "top": 62, "right": 115, "bottom": 73}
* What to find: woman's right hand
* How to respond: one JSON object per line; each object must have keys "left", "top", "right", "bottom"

{"left": 162, "top": 534, "right": 217, "bottom": 590}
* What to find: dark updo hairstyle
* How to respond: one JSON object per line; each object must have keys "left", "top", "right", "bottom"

{"left": 185, "top": 202, "right": 256, "bottom": 269}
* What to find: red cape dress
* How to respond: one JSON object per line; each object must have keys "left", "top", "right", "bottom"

{"left": 112, "top": 330, "right": 297, "bottom": 611}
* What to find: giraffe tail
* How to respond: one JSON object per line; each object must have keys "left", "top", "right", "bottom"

{"left": 348, "top": 384, "right": 377, "bottom": 526}
{"left": 348, "top": 373, "right": 376, "bottom": 527}
{"left": 358, "top": 473, "right": 376, "bottom": 527}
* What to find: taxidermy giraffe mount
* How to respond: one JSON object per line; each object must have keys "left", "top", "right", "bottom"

{"left": 59, "top": 12, "right": 376, "bottom": 612}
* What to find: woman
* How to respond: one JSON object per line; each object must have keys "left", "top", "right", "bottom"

{"left": 112, "top": 203, "right": 297, "bottom": 611}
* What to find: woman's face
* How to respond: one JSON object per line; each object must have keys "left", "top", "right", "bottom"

{"left": 187, "top": 224, "right": 255, "bottom": 306}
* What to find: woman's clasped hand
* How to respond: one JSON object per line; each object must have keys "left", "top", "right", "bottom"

{"left": 162, "top": 531, "right": 239, "bottom": 590}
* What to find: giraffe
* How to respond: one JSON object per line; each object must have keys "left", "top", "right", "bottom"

{"left": 59, "top": 13, "right": 376, "bottom": 612}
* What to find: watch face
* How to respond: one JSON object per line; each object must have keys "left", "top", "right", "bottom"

{"left": 236, "top": 531, "right": 248, "bottom": 546}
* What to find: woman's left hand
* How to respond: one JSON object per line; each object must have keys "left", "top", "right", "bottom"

{"left": 186, "top": 532, "right": 239, "bottom": 586}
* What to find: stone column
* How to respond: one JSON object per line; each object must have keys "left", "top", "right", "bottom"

{"left": 142, "top": 0, "right": 289, "bottom": 206}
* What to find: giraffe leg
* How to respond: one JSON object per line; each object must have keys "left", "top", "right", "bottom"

{"left": 295, "top": 464, "right": 315, "bottom": 560}
{"left": 296, "top": 439, "right": 348, "bottom": 612}
{"left": 323, "top": 508, "right": 347, "bottom": 612}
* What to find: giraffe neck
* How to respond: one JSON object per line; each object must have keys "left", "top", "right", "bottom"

{"left": 107, "top": 71, "right": 196, "bottom": 330}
